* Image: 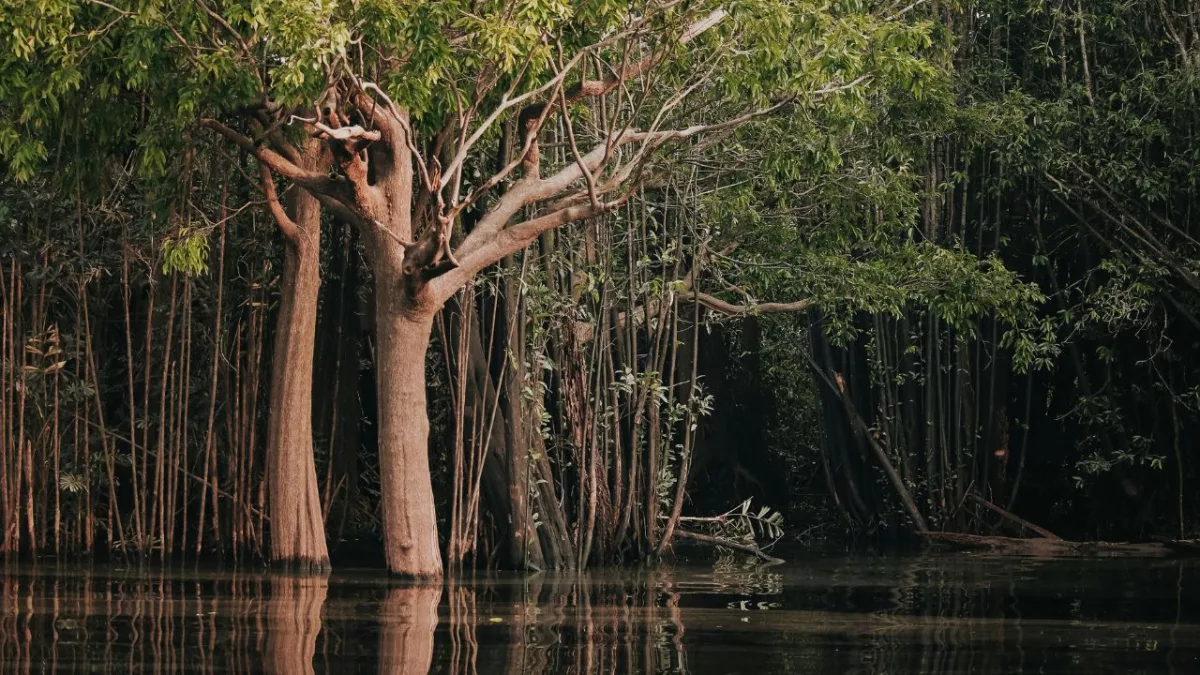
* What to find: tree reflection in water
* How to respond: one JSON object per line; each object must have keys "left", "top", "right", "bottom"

{"left": 0, "top": 559, "right": 1198, "bottom": 674}
{"left": 265, "top": 575, "right": 328, "bottom": 675}
{"left": 377, "top": 585, "right": 440, "bottom": 675}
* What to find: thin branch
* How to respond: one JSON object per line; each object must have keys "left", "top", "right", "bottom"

{"left": 195, "top": 0, "right": 256, "bottom": 61}
{"left": 887, "top": 0, "right": 932, "bottom": 21}
{"left": 356, "top": 81, "right": 429, "bottom": 184}
{"left": 683, "top": 291, "right": 813, "bottom": 315}
{"left": 439, "top": 6, "right": 727, "bottom": 191}
{"left": 1157, "top": 0, "right": 1190, "bottom": 62}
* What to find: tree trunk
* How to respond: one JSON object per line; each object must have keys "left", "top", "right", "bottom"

{"left": 374, "top": 291, "right": 443, "bottom": 578}
{"left": 264, "top": 188, "right": 330, "bottom": 573}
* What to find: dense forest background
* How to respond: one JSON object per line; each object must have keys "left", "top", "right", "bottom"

{"left": 2, "top": 0, "right": 1198, "bottom": 571}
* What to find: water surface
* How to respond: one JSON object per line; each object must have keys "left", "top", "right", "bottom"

{"left": 1, "top": 554, "right": 1196, "bottom": 673}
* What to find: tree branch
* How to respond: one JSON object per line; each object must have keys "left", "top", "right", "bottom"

{"left": 257, "top": 163, "right": 299, "bottom": 244}
{"left": 683, "top": 291, "right": 813, "bottom": 315}
{"left": 430, "top": 197, "right": 624, "bottom": 302}
{"left": 451, "top": 140, "right": 614, "bottom": 264}
{"left": 199, "top": 118, "right": 348, "bottom": 198}
{"left": 673, "top": 529, "right": 784, "bottom": 564}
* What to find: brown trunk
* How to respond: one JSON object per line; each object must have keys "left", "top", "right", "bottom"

{"left": 374, "top": 291, "right": 443, "bottom": 578}
{"left": 264, "top": 183, "right": 330, "bottom": 572}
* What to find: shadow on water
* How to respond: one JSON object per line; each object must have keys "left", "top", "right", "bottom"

{"left": 1, "top": 555, "right": 1199, "bottom": 674}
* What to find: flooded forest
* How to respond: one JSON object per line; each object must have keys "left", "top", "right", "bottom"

{"left": 2, "top": 0, "right": 1200, "bottom": 672}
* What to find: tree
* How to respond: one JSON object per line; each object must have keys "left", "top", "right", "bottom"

{"left": 1, "top": 0, "right": 337, "bottom": 568}
{"left": 194, "top": 2, "right": 776, "bottom": 577}
{"left": 258, "top": 139, "right": 331, "bottom": 571}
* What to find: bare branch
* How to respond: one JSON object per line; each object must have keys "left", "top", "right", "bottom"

{"left": 680, "top": 9, "right": 728, "bottom": 42}
{"left": 556, "top": 47, "right": 602, "bottom": 208}
{"left": 438, "top": 5, "right": 727, "bottom": 192}
{"left": 291, "top": 116, "right": 383, "bottom": 144}
{"left": 673, "top": 528, "right": 784, "bottom": 564}
{"left": 431, "top": 197, "right": 623, "bottom": 302}
{"left": 1156, "top": 0, "right": 1189, "bottom": 62}
{"left": 886, "top": 0, "right": 931, "bottom": 21}
{"left": 439, "top": 35, "right": 616, "bottom": 190}
{"left": 83, "top": 0, "right": 131, "bottom": 15}
{"left": 422, "top": 30, "right": 869, "bottom": 306}
{"left": 683, "top": 291, "right": 813, "bottom": 315}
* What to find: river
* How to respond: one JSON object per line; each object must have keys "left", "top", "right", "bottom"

{"left": 0, "top": 554, "right": 1196, "bottom": 673}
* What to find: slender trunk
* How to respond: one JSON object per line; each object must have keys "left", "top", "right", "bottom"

{"left": 374, "top": 296, "right": 443, "bottom": 578}
{"left": 197, "top": 198, "right": 227, "bottom": 556}
{"left": 264, "top": 184, "right": 329, "bottom": 573}
{"left": 493, "top": 265, "right": 546, "bottom": 570}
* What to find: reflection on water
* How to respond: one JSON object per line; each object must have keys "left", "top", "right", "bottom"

{"left": 1, "top": 556, "right": 1198, "bottom": 674}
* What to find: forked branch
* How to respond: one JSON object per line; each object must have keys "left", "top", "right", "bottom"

{"left": 199, "top": 118, "right": 353, "bottom": 201}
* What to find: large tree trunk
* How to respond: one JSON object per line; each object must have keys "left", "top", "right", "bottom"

{"left": 265, "top": 186, "right": 330, "bottom": 572}
{"left": 374, "top": 287, "right": 443, "bottom": 577}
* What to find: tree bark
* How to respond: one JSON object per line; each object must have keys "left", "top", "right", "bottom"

{"left": 264, "top": 179, "right": 330, "bottom": 573}
{"left": 374, "top": 292, "right": 443, "bottom": 578}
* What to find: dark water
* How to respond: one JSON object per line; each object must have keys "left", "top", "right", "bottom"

{"left": 1, "top": 555, "right": 1197, "bottom": 674}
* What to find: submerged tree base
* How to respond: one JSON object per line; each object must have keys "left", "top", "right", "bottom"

{"left": 384, "top": 569, "right": 443, "bottom": 581}
{"left": 271, "top": 556, "right": 333, "bottom": 575}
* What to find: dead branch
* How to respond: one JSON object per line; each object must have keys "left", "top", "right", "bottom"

{"left": 674, "top": 528, "right": 784, "bottom": 564}
{"left": 968, "top": 493, "right": 1061, "bottom": 540}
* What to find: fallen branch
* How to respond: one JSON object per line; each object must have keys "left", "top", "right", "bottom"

{"left": 1151, "top": 536, "right": 1200, "bottom": 554}
{"left": 920, "top": 532, "right": 1173, "bottom": 557}
{"left": 801, "top": 351, "right": 929, "bottom": 533}
{"left": 674, "top": 529, "right": 784, "bottom": 564}
{"left": 968, "top": 493, "right": 1061, "bottom": 540}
